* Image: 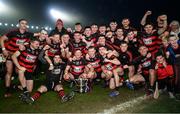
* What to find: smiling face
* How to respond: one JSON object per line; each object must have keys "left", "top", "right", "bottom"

{"left": 98, "top": 36, "right": 106, "bottom": 45}
{"left": 99, "top": 46, "right": 107, "bottom": 56}
{"left": 19, "top": 20, "right": 28, "bottom": 30}
{"left": 139, "top": 46, "right": 148, "bottom": 56}
{"left": 84, "top": 28, "right": 92, "bottom": 37}
{"left": 110, "top": 22, "right": 117, "bottom": 31}
{"left": 91, "top": 24, "right": 98, "bottom": 34}
{"left": 144, "top": 24, "right": 153, "bottom": 34}
{"left": 31, "top": 40, "right": 40, "bottom": 50}
{"left": 116, "top": 28, "right": 124, "bottom": 37}
{"left": 168, "top": 36, "right": 178, "bottom": 46}
{"left": 53, "top": 55, "right": 61, "bottom": 64}
{"left": 120, "top": 43, "right": 128, "bottom": 52}
{"left": 156, "top": 55, "right": 165, "bottom": 64}
{"left": 74, "top": 32, "right": 81, "bottom": 42}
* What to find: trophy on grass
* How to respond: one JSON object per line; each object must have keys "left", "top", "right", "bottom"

{"left": 74, "top": 78, "right": 89, "bottom": 93}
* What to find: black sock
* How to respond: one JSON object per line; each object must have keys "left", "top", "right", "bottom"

{"left": 115, "top": 87, "right": 119, "bottom": 91}
{"left": 23, "top": 87, "right": 29, "bottom": 94}
{"left": 6, "top": 87, "right": 11, "bottom": 93}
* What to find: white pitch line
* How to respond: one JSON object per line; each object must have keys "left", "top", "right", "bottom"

{"left": 99, "top": 96, "right": 145, "bottom": 114}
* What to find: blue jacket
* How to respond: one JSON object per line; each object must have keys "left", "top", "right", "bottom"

{"left": 167, "top": 40, "right": 180, "bottom": 64}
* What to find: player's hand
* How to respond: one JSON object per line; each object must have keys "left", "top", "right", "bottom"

{"left": 104, "top": 58, "right": 110, "bottom": 62}
{"left": 18, "top": 66, "right": 26, "bottom": 72}
{"left": 146, "top": 53, "right": 151, "bottom": 58}
{"left": 123, "top": 65, "right": 129, "bottom": 69}
{"left": 137, "top": 65, "right": 142, "bottom": 73}
{"left": 166, "top": 51, "right": 170, "bottom": 58}
{"left": 159, "top": 15, "right": 167, "bottom": 21}
{"left": 49, "top": 64, "right": 54, "bottom": 70}
{"left": 145, "top": 11, "right": 152, "bottom": 16}
{"left": 60, "top": 43, "right": 66, "bottom": 49}
{"left": 43, "top": 45, "right": 50, "bottom": 50}
{"left": 162, "top": 61, "right": 167, "bottom": 67}
{"left": 19, "top": 44, "right": 26, "bottom": 51}
{"left": 155, "top": 64, "right": 159, "bottom": 70}
{"left": 67, "top": 27, "right": 72, "bottom": 33}
{"left": 2, "top": 49, "right": 9, "bottom": 58}
{"left": 65, "top": 47, "right": 69, "bottom": 52}
{"left": 85, "top": 54, "right": 90, "bottom": 60}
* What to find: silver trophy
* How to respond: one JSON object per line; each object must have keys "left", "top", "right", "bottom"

{"left": 74, "top": 78, "right": 89, "bottom": 93}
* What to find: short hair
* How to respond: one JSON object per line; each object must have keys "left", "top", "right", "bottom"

{"left": 88, "top": 46, "right": 95, "bottom": 50}
{"left": 168, "top": 35, "right": 178, "bottom": 41}
{"left": 30, "top": 37, "right": 40, "bottom": 43}
{"left": 99, "top": 35, "right": 105, "bottom": 38}
{"left": 84, "top": 26, "right": 91, "bottom": 30}
{"left": 122, "top": 18, "right": 130, "bottom": 21}
{"left": 73, "top": 31, "right": 81, "bottom": 34}
{"left": 75, "top": 22, "right": 81, "bottom": 25}
{"left": 155, "top": 51, "right": 164, "bottom": 59}
{"left": 138, "top": 45, "right": 147, "bottom": 50}
{"left": 144, "top": 22, "right": 154, "bottom": 28}
{"left": 99, "top": 24, "right": 106, "bottom": 27}
{"left": 91, "top": 23, "right": 98, "bottom": 26}
{"left": 18, "top": 19, "right": 27, "bottom": 23}
{"left": 110, "top": 19, "right": 117, "bottom": 23}
{"left": 120, "top": 41, "right": 128, "bottom": 45}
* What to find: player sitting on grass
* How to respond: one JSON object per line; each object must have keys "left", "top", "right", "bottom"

{"left": 20, "top": 47, "right": 74, "bottom": 104}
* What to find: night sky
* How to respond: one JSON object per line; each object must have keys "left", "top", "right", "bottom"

{"left": 0, "top": 0, "right": 179, "bottom": 29}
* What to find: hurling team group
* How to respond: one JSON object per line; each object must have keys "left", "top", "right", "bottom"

{"left": 0, "top": 10, "right": 180, "bottom": 103}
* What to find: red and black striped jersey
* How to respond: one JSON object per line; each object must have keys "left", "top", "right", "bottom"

{"left": 72, "top": 41, "right": 87, "bottom": 53}
{"left": 18, "top": 46, "right": 40, "bottom": 72}
{"left": 86, "top": 54, "right": 104, "bottom": 72}
{"left": 68, "top": 58, "right": 87, "bottom": 76}
{"left": 5, "top": 29, "right": 33, "bottom": 53}
{"left": 85, "top": 36, "right": 97, "bottom": 43}
{"left": 139, "top": 32, "right": 161, "bottom": 58}
{"left": 102, "top": 55, "right": 118, "bottom": 71}
{"left": 47, "top": 42, "right": 61, "bottom": 57}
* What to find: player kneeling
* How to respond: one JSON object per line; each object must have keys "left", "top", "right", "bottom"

{"left": 21, "top": 52, "right": 74, "bottom": 104}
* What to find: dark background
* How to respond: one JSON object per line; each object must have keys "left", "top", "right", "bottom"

{"left": 0, "top": 0, "right": 179, "bottom": 34}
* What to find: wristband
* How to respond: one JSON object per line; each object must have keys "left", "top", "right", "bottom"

{"left": 2, "top": 47, "right": 6, "bottom": 51}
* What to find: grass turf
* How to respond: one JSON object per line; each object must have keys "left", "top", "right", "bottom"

{"left": 0, "top": 74, "right": 180, "bottom": 113}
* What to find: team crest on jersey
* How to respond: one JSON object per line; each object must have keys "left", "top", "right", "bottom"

{"left": 105, "top": 64, "right": 113, "bottom": 70}
{"left": 142, "top": 61, "right": 151, "bottom": 67}
{"left": 52, "top": 69, "right": 61, "bottom": 74}
{"left": 26, "top": 55, "right": 37, "bottom": 62}
{"left": 90, "top": 61, "right": 99, "bottom": 67}
{"left": 50, "top": 48, "right": 58, "bottom": 53}
{"left": 73, "top": 67, "right": 82, "bottom": 73}
{"left": 143, "top": 38, "right": 152, "bottom": 45}
{"left": 16, "top": 39, "right": 26, "bottom": 45}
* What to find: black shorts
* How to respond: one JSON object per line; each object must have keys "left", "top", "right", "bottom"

{"left": 45, "top": 81, "right": 60, "bottom": 91}
{"left": 24, "top": 71, "right": 33, "bottom": 80}
{"left": 96, "top": 72, "right": 102, "bottom": 78}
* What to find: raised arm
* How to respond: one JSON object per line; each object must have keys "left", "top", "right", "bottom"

{"left": 140, "top": 11, "right": 152, "bottom": 26}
